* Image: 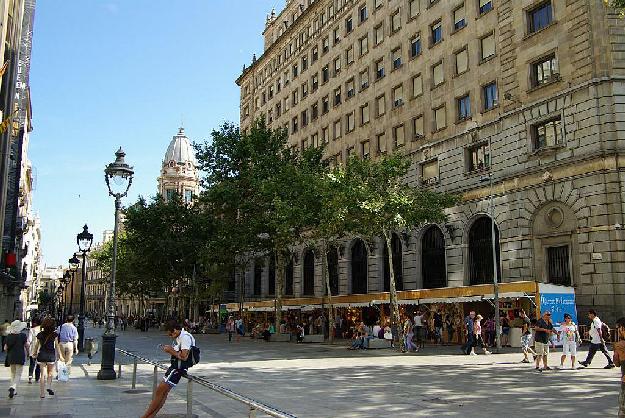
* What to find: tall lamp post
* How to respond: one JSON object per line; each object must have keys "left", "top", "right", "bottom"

{"left": 98, "top": 147, "right": 133, "bottom": 380}
{"left": 68, "top": 254, "right": 80, "bottom": 315}
{"left": 60, "top": 272, "right": 70, "bottom": 317}
{"left": 76, "top": 225, "right": 94, "bottom": 352}
{"left": 56, "top": 286, "right": 64, "bottom": 323}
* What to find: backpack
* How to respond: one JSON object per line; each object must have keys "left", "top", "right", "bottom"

{"left": 600, "top": 323, "right": 610, "bottom": 341}
{"left": 174, "top": 332, "right": 201, "bottom": 369}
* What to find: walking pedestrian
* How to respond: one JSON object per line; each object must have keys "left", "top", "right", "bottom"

{"left": 403, "top": 316, "right": 417, "bottom": 353}
{"left": 141, "top": 320, "right": 196, "bottom": 418}
{"left": 0, "top": 320, "right": 9, "bottom": 351}
{"left": 558, "top": 313, "right": 581, "bottom": 369}
{"left": 235, "top": 316, "right": 244, "bottom": 343}
{"left": 579, "top": 309, "right": 616, "bottom": 369}
{"left": 4, "top": 320, "right": 28, "bottom": 398}
{"left": 461, "top": 311, "right": 476, "bottom": 355}
{"left": 57, "top": 315, "right": 78, "bottom": 375}
{"left": 612, "top": 317, "right": 625, "bottom": 417}
{"left": 27, "top": 318, "right": 41, "bottom": 384}
{"left": 534, "top": 311, "right": 557, "bottom": 371}
{"left": 32, "top": 317, "right": 60, "bottom": 399}
{"left": 226, "top": 316, "right": 235, "bottom": 342}
{"left": 520, "top": 312, "right": 537, "bottom": 364}
{"left": 413, "top": 310, "right": 424, "bottom": 349}
{"left": 474, "top": 315, "right": 491, "bottom": 355}
{"left": 434, "top": 311, "right": 443, "bottom": 345}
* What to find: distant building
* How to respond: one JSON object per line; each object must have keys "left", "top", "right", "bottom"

{"left": 157, "top": 127, "right": 199, "bottom": 203}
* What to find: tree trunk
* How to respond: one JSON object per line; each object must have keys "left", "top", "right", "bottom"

{"left": 274, "top": 250, "right": 285, "bottom": 333}
{"left": 321, "top": 240, "right": 335, "bottom": 343}
{"left": 383, "top": 229, "right": 405, "bottom": 353}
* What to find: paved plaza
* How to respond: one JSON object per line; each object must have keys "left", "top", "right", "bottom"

{"left": 0, "top": 326, "right": 622, "bottom": 417}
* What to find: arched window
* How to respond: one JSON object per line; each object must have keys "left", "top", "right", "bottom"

{"left": 422, "top": 226, "right": 447, "bottom": 289}
{"left": 383, "top": 234, "right": 403, "bottom": 291}
{"left": 351, "top": 240, "right": 368, "bottom": 294}
{"left": 303, "top": 250, "right": 315, "bottom": 296}
{"left": 253, "top": 260, "right": 262, "bottom": 296}
{"left": 285, "top": 257, "right": 294, "bottom": 296}
{"left": 268, "top": 254, "right": 276, "bottom": 296}
{"left": 327, "top": 246, "right": 339, "bottom": 295}
{"left": 468, "top": 216, "right": 501, "bottom": 285}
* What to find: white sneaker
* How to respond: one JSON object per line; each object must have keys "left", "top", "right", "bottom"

{"left": 470, "top": 351, "right": 477, "bottom": 356}
{"left": 484, "top": 350, "right": 492, "bottom": 355}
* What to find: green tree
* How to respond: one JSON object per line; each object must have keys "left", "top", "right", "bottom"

{"left": 340, "top": 154, "right": 457, "bottom": 352}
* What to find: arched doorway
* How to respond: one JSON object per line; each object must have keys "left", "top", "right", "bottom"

{"left": 285, "top": 257, "right": 294, "bottom": 296}
{"left": 303, "top": 250, "right": 315, "bottom": 296}
{"left": 268, "top": 254, "right": 276, "bottom": 296}
{"left": 351, "top": 240, "right": 368, "bottom": 294}
{"left": 468, "top": 216, "right": 501, "bottom": 285}
{"left": 327, "top": 246, "right": 339, "bottom": 295}
{"left": 383, "top": 234, "right": 403, "bottom": 291}
{"left": 422, "top": 226, "right": 447, "bottom": 289}
{"left": 253, "top": 260, "right": 262, "bottom": 296}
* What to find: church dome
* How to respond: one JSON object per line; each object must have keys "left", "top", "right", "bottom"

{"left": 164, "top": 127, "right": 197, "bottom": 166}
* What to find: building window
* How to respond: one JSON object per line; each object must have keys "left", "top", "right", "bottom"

{"left": 360, "top": 68, "right": 369, "bottom": 89}
{"left": 532, "top": 54, "right": 559, "bottom": 87}
{"left": 434, "top": 105, "right": 446, "bottom": 130}
{"left": 322, "top": 65, "right": 329, "bottom": 83}
{"left": 412, "top": 115, "right": 424, "bottom": 138}
{"left": 322, "top": 126, "right": 329, "bottom": 143}
{"left": 311, "top": 133, "right": 319, "bottom": 147}
{"left": 359, "top": 5, "right": 368, "bottom": 23}
{"left": 412, "top": 74, "right": 423, "bottom": 97}
{"left": 359, "top": 35, "right": 369, "bottom": 56}
{"left": 166, "top": 189, "right": 175, "bottom": 201}
{"left": 361, "top": 140, "right": 370, "bottom": 159}
{"left": 322, "top": 95, "right": 329, "bottom": 113}
{"left": 376, "top": 94, "right": 386, "bottom": 117}
{"left": 410, "top": 35, "right": 421, "bottom": 58}
{"left": 457, "top": 94, "right": 471, "bottom": 120}
{"left": 432, "top": 61, "right": 444, "bottom": 86}
{"left": 361, "top": 102, "right": 370, "bottom": 125}
{"left": 377, "top": 131, "right": 387, "bottom": 153}
{"left": 547, "top": 245, "right": 571, "bottom": 286}
{"left": 301, "top": 55, "right": 308, "bottom": 71}
{"left": 431, "top": 21, "right": 442, "bottom": 45}
{"left": 393, "top": 124, "right": 405, "bottom": 147}
{"left": 346, "top": 111, "right": 355, "bottom": 132}
{"left": 421, "top": 159, "right": 439, "bottom": 185}
{"left": 322, "top": 37, "right": 330, "bottom": 53}
{"left": 312, "top": 73, "right": 319, "bottom": 91}
{"left": 346, "top": 78, "right": 355, "bottom": 98}
{"left": 375, "top": 0, "right": 383, "bottom": 9}
{"left": 302, "top": 82, "right": 308, "bottom": 98}
{"left": 333, "top": 119, "right": 342, "bottom": 139}
{"left": 293, "top": 64, "right": 299, "bottom": 78}
{"left": 528, "top": 2, "right": 553, "bottom": 34}
{"left": 376, "top": 59, "right": 385, "bottom": 79}
{"left": 334, "top": 87, "right": 342, "bottom": 106}
{"left": 301, "top": 109, "right": 308, "bottom": 126}
{"left": 292, "top": 117, "right": 298, "bottom": 133}
{"left": 483, "top": 82, "right": 497, "bottom": 110}
{"left": 312, "top": 46, "right": 319, "bottom": 62}
{"left": 454, "top": 5, "right": 466, "bottom": 30}
{"left": 312, "top": 102, "right": 319, "bottom": 120}
{"left": 345, "top": 16, "right": 353, "bottom": 33}
{"left": 392, "top": 48, "right": 402, "bottom": 70}
{"left": 333, "top": 26, "right": 340, "bottom": 44}
{"left": 292, "top": 90, "right": 299, "bottom": 105}
{"left": 334, "top": 56, "right": 341, "bottom": 75}
{"left": 532, "top": 117, "right": 562, "bottom": 150}
{"left": 468, "top": 142, "right": 490, "bottom": 172}
{"left": 346, "top": 46, "right": 355, "bottom": 65}
{"left": 455, "top": 47, "right": 468, "bottom": 74}
{"left": 409, "top": 0, "right": 419, "bottom": 18}
{"left": 391, "top": 10, "right": 401, "bottom": 33}
{"left": 480, "top": 33, "right": 495, "bottom": 60}
{"left": 392, "top": 84, "right": 404, "bottom": 107}
{"left": 375, "top": 24, "right": 384, "bottom": 45}
{"left": 479, "top": 0, "right": 493, "bottom": 15}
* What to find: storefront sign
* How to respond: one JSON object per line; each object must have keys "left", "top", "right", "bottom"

{"left": 539, "top": 292, "right": 577, "bottom": 326}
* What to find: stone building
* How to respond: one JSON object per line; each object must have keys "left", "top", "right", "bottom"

{"left": 235, "top": 0, "right": 625, "bottom": 323}
{"left": 157, "top": 127, "right": 199, "bottom": 203}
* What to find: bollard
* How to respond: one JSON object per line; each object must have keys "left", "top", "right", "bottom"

{"left": 249, "top": 406, "right": 256, "bottom": 418}
{"left": 186, "top": 379, "right": 193, "bottom": 418}
{"left": 131, "top": 358, "right": 137, "bottom": 390}
{"left": 118, "top": 362, "right": 122, "bottom": 378}
{"left": 152, "top": 365, "right": 158, "bottom": 399}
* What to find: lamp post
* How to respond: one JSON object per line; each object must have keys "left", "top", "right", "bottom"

{"left": 98, "top": 147, "right": 133, "bottom": 380}
{"left": 60, "top": 273, "right": 70, "bottom": 318}
{"left": 56, "top": 286, "right": 64, "bottom": 323}
{"left": 76, "top": 225, "right": 94, "bottom": 352}
{"left": 68, "top": 254, "right": 79, "bottom": 315}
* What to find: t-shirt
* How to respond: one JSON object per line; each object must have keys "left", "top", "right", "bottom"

{"left": 534, "top": 318, "right": 553, "bottom": 344}
{"left": 589, "top": 317, "right": 603, "bottom": 344}
{"left": 522, "top": 316, "right": 531, "bottom": 335}
{"left": 559, "top": 323, "right": 578, "bottom": 343}
{"left": 434, "top": 314, "right": 443, "bottom": 327}
{"left": 464, "top": 316, "right": 474, "bottom": 334}
{"left": 372, "top": 325, "right": 381, "bottom": 337}
{"left": 171, "top": 329, "right": 194, "bottom": 369}
{"left": 413, "top": 315, "right": 423, "bottom": 327}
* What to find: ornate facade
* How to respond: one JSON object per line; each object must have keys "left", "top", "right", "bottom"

{"left": 157, "top": 127, "right": 199, "bottom": 203}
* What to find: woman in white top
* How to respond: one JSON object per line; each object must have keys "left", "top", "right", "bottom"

{"left": 558, "top": 313, "right": 580, "bottom": 369}
{"left": 27, "top": 318, "right": 41, "bottom": 384}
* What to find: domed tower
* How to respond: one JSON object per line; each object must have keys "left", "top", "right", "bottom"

{"left": 158, "top": 127, "right": 199, "bottom": 203}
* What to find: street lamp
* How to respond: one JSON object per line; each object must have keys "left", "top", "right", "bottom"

{"left": 60, "top": 273, "right": 69, "bottom": 318}
{"left": 98, "top": 147, "right": 133, "bottom": 381}
{"left": 68, "top": 254, "right": 80, "bottom": 315}
{"left": 76, "top": 224, "right": 93, "bottom": 352}
{"left": 56, "top": 286, "right": 64, "bottom": 323}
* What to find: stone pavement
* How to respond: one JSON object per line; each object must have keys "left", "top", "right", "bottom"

{"left": 0, "top": 325, "right": 623, "bottom": 417}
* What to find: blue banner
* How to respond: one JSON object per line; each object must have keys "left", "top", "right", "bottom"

{"left": 539, "top": 293, "right": 577, "bottom": 326}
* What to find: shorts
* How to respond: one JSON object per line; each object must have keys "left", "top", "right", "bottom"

{"left": 521, "top": 334, "right": 532, "bottom": 349}
{"left": 562, "top": 341, "right": 577, "bottom": 356}
{"left": 163, "top": 366, "right": 188, "bottom": 388}
{"left": 535, "top": 341, "right": 549, "bottom": 356}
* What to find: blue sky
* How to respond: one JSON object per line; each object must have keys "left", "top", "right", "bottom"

{"left": 30, "top": 0, "right": 285, "bottom": 266}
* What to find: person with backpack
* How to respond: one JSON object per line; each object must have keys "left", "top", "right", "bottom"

{"left": 579, "top": 309, "right": 616, "bottom": 369}
{"left": 141, "top": 320, "right": 199, "bottom": 418}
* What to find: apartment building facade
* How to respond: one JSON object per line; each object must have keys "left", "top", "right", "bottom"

{"left": 236, "top": 0, "right": 625, "bottom": 322}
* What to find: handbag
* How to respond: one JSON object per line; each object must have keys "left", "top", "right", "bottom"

{"left": 57, "top": 361, "right": 69, "bottom": 382}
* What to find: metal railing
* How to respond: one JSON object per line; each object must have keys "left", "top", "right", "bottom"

{"left": 116, "top": 348, "right": 297, "bottom": 418}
